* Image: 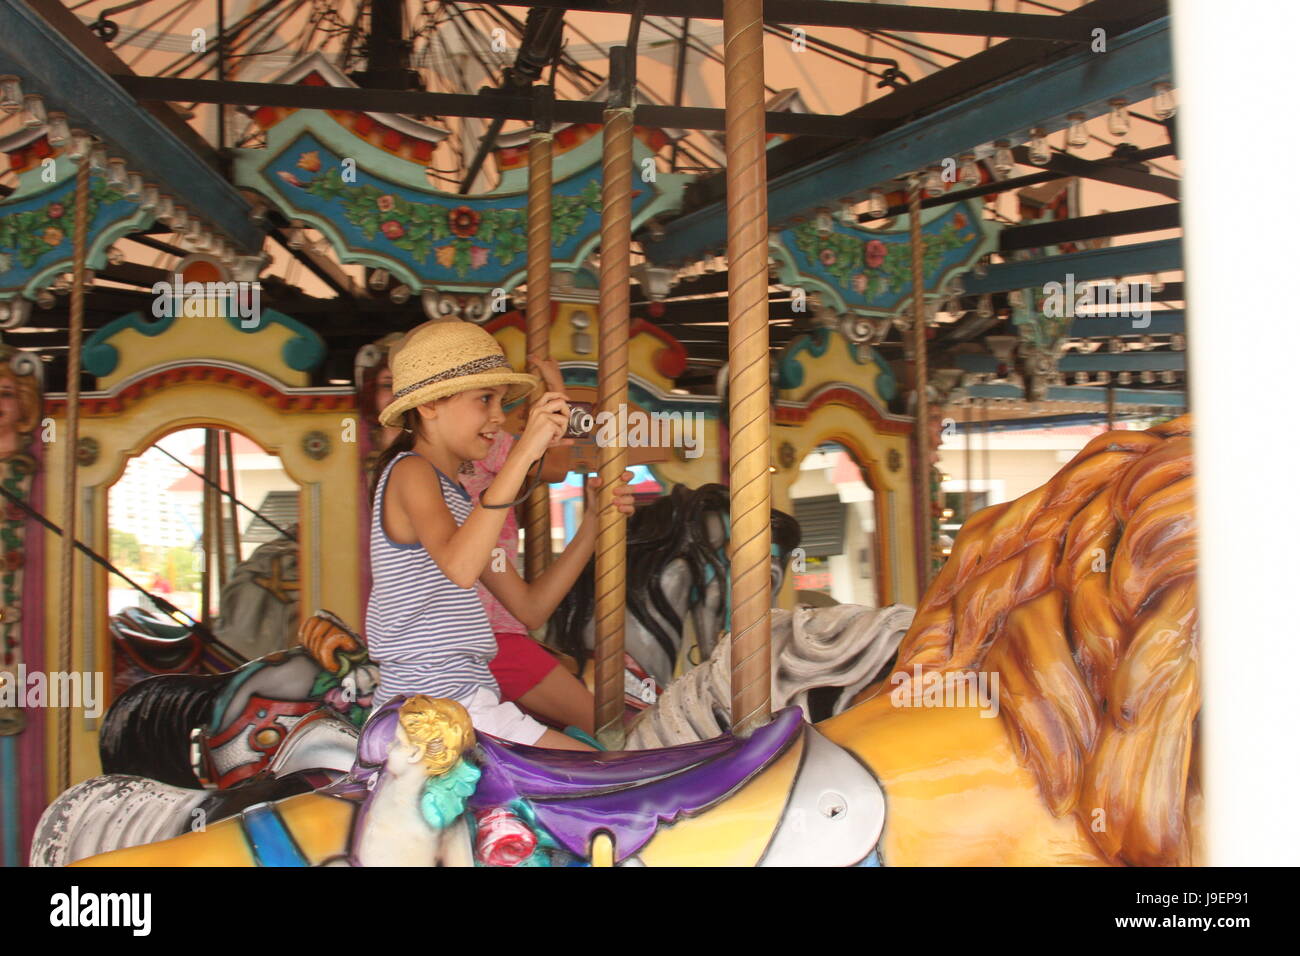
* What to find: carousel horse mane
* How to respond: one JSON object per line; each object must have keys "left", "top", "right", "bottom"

{"left": 547, "top": 483, "right": 801, "bottom": 671}
{"left": 98, "top": 671, "right": 225, "bottom": 788}
{"left": 891, "top": 414, "right": 1196, "bottom": 867}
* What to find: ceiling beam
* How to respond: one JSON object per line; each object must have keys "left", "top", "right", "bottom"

{"left": 964, "top": 238, "right": 1181, "bottom": 294}
{"left": 999, "top": 204, "right": 1181, "bottom": 252}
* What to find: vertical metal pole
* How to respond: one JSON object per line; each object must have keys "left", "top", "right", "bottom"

{"left": 224, "top": 430, "right": 240, "bottom": 566}
{"left": 593, "top": 49, "right": 634, "bottom": 749}
{"left": 57, "top": 155, "right": 90, "bottom": 793}
{"left": 909, "top": 183, "right": 931, "bottom": 589}
{"left": 724, "top": 0, "right": 773, "bottom": 736}
{"left": 201, "top": 430, "right": 214, "bottom": 625}
{"left": 524, "top": 86, "right": 554, "bottom": 583}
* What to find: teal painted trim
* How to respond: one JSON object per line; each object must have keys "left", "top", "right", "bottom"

{"left": 1, "top": 736, "right": 17, "bottom": 867}
{"left": 966, "top": 382, "right": 1186, "bottom": 407}
{"left": 0, "top": 4, "right": 260, "bottom": 251}
{"left": 870, "top": 349, "right": 897, "bottom": 401}
{"left": 81, "top": 308, "right": 326, "bottom": 377}
{"left": 1068, "top": 311, "right": 1184, "bottom": 337}
{"left": 652, "top": 19, "right": 1171, "bottom": 264}
{"left": 777, "top": 330, "right": 832, "bottom": 390}
{"left": 963, "top": 239, "right": 1181, "bottom": 296}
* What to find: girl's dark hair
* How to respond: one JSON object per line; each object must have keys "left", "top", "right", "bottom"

{"left": 368, "top": 408, "right": 419, "bottom": 506}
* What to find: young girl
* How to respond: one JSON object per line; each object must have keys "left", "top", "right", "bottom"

{"left": 366, "top": 319, "right": 633, "bottom": 750}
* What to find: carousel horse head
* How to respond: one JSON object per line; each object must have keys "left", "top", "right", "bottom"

{"left": 549, "top": 483, "right": 801, "bottom": 687}
{"left": 820, "top": 415, "right": 1199, "bottom": 866}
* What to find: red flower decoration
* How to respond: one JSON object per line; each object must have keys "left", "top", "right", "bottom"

{"left": 4, "top": 551, "right": 23, "bottom": 571}
{"left": 953, "top": 212, "right": 967, "bottom": 229}
{"left": 47, "top": 202, "right": 65, "bottom": 219}
{"left": 376, "top": 195, "right": 395, "bottom": 212}
{"left": 4, "top": 503, "right": 24, "bottom": 523}
{"left": 864, "top": 239, "right": 887, "bottom": 270}
{"left": 818, "top": 248, "right": 837, "bottom": 267}
{"left": 475, "top": 807, "right": 537, "bottom": 866}
{"left": 448, "top": 206, "right": 481, "bottom": 238}
{"left": 380, "top": 220, "right": 404, "bottom": 240}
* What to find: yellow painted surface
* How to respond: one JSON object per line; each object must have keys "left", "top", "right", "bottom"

{"left": 70, "top": 793, "right": 355, "bottom": 867}
{"left": 638, "top": 732, "right": 804, "bottom": 866}
{"left": 819, "top": 693, "right": 1111, "bottom": 866}
{"left": 95, "top": 312, "right": 310, "bottom": 390}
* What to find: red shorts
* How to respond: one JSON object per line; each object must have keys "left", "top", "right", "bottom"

{"left": 489, "top": 632, "right": 561, "bottom": 702}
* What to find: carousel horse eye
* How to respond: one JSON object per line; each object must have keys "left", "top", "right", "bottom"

{"left": 818, "top": 791, "right": 847, "bottom": 820}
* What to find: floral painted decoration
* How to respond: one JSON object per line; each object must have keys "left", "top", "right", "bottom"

{"left": 0, "top": 175, "right": 118, "bottom": 269}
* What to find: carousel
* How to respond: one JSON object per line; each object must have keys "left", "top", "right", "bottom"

{"left": 0, "top": 0, "right": 1202, "bottom": 868}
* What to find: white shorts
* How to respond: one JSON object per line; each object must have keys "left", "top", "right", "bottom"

{"left": 462, "top": 686, "right": 548, "bottom": 746}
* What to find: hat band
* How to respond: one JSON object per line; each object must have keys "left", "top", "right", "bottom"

{"left": 392, "top": 354, "right": 511, "bottom": 399}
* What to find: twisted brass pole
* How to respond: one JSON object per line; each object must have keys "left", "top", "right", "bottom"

{"left": 58, "top": 155, "right": 90, "bottom": 792}
{"left": 909, "top": 182, "right": 931, "bottom": 589}
{"left": 524, "top": 127, "right": 554, "bottom": 582}
{"left": 593, "top": 103, "right": 633, "bottom": 749}
{"left": 724, "top": 0, "right": 773, "bottom": 737}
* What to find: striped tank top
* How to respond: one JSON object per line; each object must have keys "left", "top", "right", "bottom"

{"left": 365, "top": 451, "right": 498, "bottom": 713}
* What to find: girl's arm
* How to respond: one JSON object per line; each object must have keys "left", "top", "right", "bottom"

{"left": 389, "top": 393, "right": 570, "bottom": 588}
{"left": 479, "top": 471, "right": 635, "bottom": 629}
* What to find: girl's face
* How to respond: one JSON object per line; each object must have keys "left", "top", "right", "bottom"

{"left": 425, "top": 386, "right": 506, "bottom": 461}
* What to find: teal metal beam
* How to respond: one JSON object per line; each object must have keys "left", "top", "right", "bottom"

{"left": 963, "top": 239, "right": 1182, "bottom": 294}
{"left": 0, "top": 2, "right": 261, "bottom": 251}
{"left": 1069, "top": 310, "right": 1184, "bottom": 336}
{"left": 966, "top": 383, "right": 1186, "bottom": 407}
{"left": 955, "top": 350, "right": 1183, "bottom": 373}
{"left": 649, "top": 17, "right": 1173, "bottom": 265}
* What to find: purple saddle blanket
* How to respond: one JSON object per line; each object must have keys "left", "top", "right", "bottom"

{"left": 468, "top": 707, "right": 805, "bottom": 862}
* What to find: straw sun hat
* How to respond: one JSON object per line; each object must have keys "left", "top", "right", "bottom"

{"left": 378, "top": 319, "right": 539, "bottom": 428}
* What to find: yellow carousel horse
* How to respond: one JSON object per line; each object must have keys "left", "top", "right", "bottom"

{"left": 55, "top": 416, "right": 1197, "bottom": 867}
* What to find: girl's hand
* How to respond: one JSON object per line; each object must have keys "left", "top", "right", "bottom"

{"left": 583, "top": 470, "right": 636, "bottom": 516}
{"left": 526, "top": 354, "right": 567, "bottom": 396}
{"left": 516, "top": 391, "right": 573, "bottom": 463}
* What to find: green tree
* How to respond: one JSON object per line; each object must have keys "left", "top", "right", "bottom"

{"left": 110, "top": 528, "right": 142, "bottom": 567}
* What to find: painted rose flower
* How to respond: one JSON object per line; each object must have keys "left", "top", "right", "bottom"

{"left": 297, "top": 150, "right": 322, "bottom": 172}
{"left": 470, "top": 246, "right": 489, "bottom": 270}
{"left": 380, "top": 220, "right": 404, "bottom": 240}
{"left": 819, "top": 248, "right": 837, "bottom": 267}
{"left": 435, "top": 245, "right": 456, "bottom": 269}
{"left": 851, "top": 272, "right": 868, "bottom": 294}
{"left": 323, "top": 686, "right": 349, "bottom": 711}
{"left": 276, "top": 170, "right": 304, "bottom": 187}
{"left": 376, "top": 194, "right": 395, "bottom": 212}
{"left": 42, "top": 227, "right": 64, "bottom": 246}
{"left": 4, "top": 502, "right": 25, "bottom": 522}
{"left": 448, "top": 205, "right": 481, "bottom": 238}
{"left": 864, "top": 239, "right": 887, "bottom": 270}
{"left": 475, "top": 807, "right": 537, "bottom": 866}
{"left": 47, "top": 202, "right": 65, "bottom": 219}
{"left": 952, "top": 212, "right": 967, "bottom": 229}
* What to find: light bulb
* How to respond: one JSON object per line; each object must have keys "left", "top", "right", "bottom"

{"left": 36, "top": 290, "right": 55, "bottom": 310}
{"left": 89, "top": 143, "right": 108, "bottom": 172}
{"left": 1107, "top": 98, "right": 1130, "bottom": 137}
{"left": 106, "top": 244, "right": 125, "bottom": 266}
{"left": 369, "top": 267, "right": 390, "bottom": 290}
{"left": 171, "top": 206, "right": 189, "bottom": 234}
{"left": 106, "top": 158, "right": 128, "bottom": 192}
{"left": 185, "top": 218, "right": 203, "bottom": 247}
{"left": 1074, "top": 372, "right": 1089, "bottom": 385}
{"left": 947, "top": 273, "right": 965, "bottom": 297}
{"left": 865, "top": 189, "right": 888, "bottom": 219}
{"left": 0, "top": 76, "right": 22, "bottom": 113}
{"left": 390, "top": 284, "right": 412, "bottom": 305}
{"left": 1152, "top": 82, "right": 1176, "bottom": 120}
{"left": 1096, "top": 371, "right": 1110, "bottom": 385}
{"left": 52, "top": 273, "right": 71, "bottom": 295}
{"left": 973, "top": 255, "right": 990, "bottom": 277}
{"left": 1117, "top": 371, "right": 1132, "bottom": 385}
{"left": 1027, "top": 127, "right": 1050, "bottom": 165}
{"left": 287, "top": 225, "right": 306, "bottom": 250}
{"left": 977, "top": 294, "right": 993, "bottom": 319}
{"left": 45, "top": 111, "right": 70, "bottom": 147}
{"left": 922, "top": 166, "right": 944, "bottom": 198}
{"left": 155, "top": 194, "right": 174, "bottom": 223}
{"left": 958, "top": 153, "right": 979, "bottom": 187}
{"left": 992, "top": 140, "right": 1014, "bottom": 178}
{"left": 1148, "top": 272, "right": 1165, "bottom": 294}
{"left": 1139, "top": 370, "right": 1154, "bottom": 384}
{"left": 20, "top": 93, "right": 47, "bottom": 129}
{"left": 814, "top": 208, "right": 834, "bottom": 238}
{"left": 838, "top": 200, "right": 857, "bottom": 225}
{"left": 1067, "top": 112, "right": 1089, "bottom": 148}
{"left": 125, "top": 172, "right": 143, "bottom": 201}
{"left": 67, "top": 129, "right": 91, "bottom": 162}
{"left": 1161, "top": 370, "right": 1177, "bottom": 384}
